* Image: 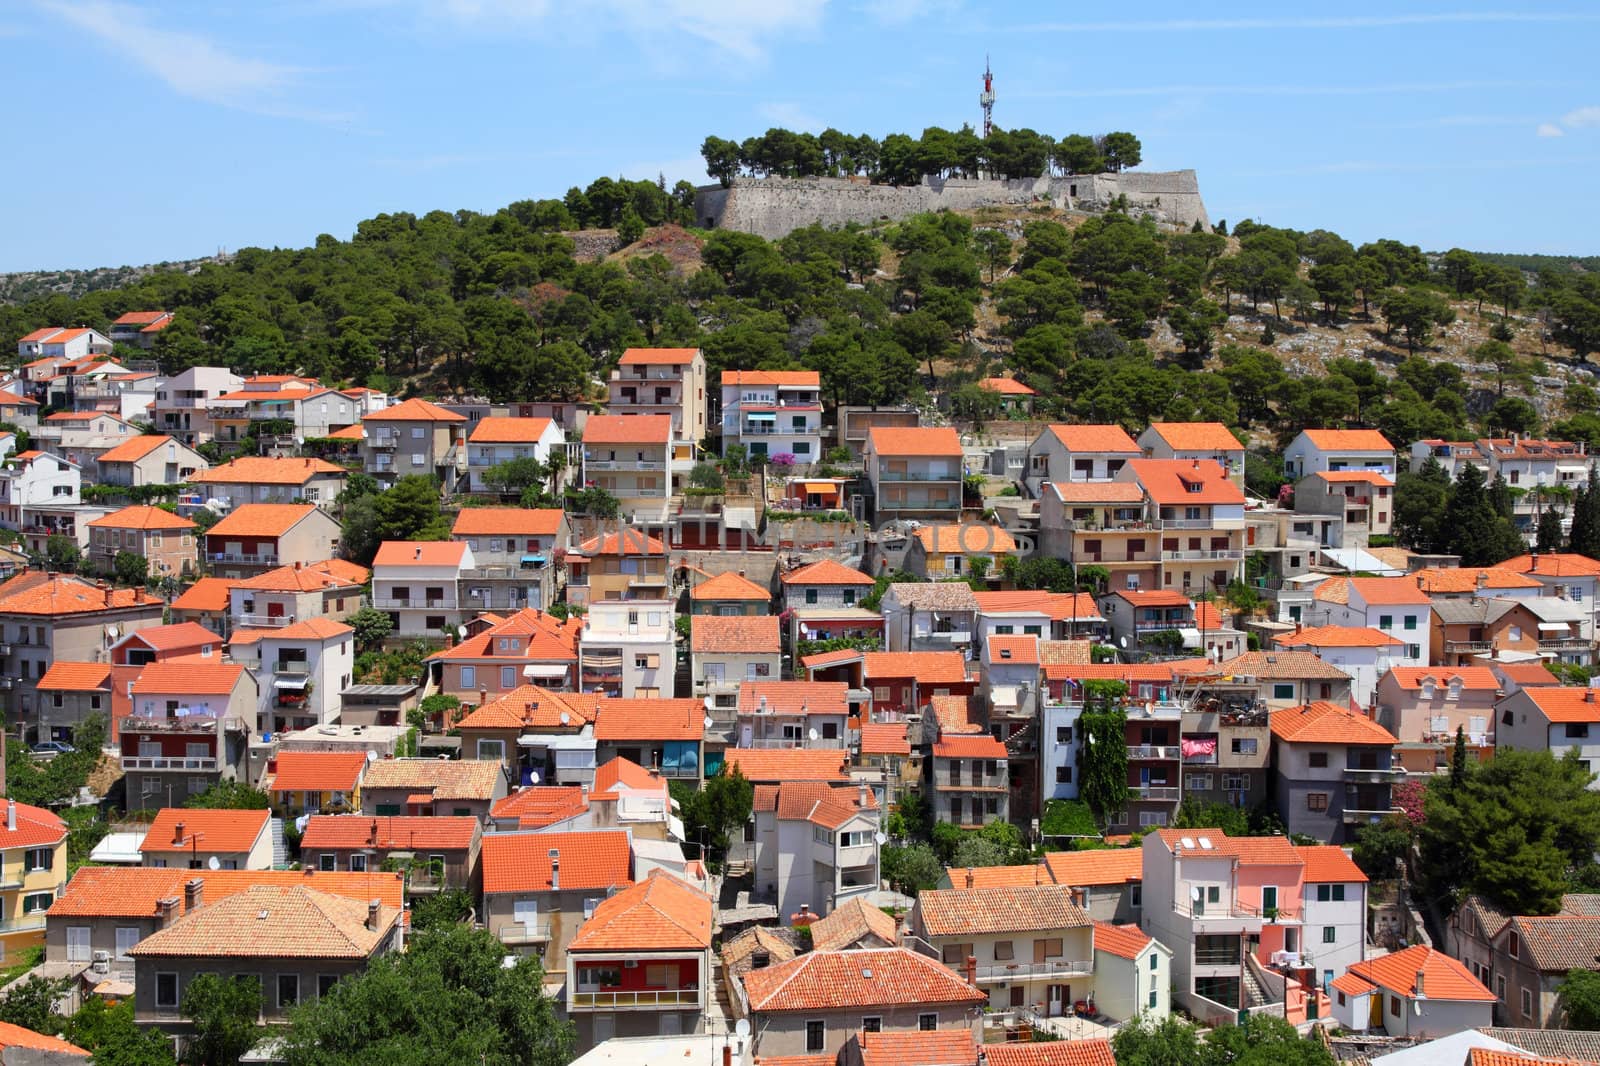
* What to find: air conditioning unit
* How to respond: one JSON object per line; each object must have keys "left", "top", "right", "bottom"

{"left": 90, "top": 950, "right": 111, "bottom": 975}
{"left": 623, "top": 960, "right": 638, "bottom": 969}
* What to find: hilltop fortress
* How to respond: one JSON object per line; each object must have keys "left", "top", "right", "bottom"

{"left": 693, "top": 170, "right": 1211, "bottom": 240}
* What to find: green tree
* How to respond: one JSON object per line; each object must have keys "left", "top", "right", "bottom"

{"left": 616, "top": 204, "right": 645, "bottom": 245}
{"left": 1352, "top": 815, "right": 1412, "bottom": 881}
{"left": 1558, "top": 967, "right": 1600, "bottom": 1029}
{"left": 282, "top": 925, "right": 573, "bottom": 1066}
{"left": 0, "top": 974, "right": 68, "bottom": 1035}
{"left": 113, "top": 550, "right": 149, "bottom": 588}
{"left": 60, "top": 996, "right": 175, "bottom": 1066}
{"left": 1380, "top": 289, "right": 1456, "bottom": 353}
{"left": 45, "top": 533, "right": 81, "bottom": 573}
{"left": 347, "top": 606, "right": 396, "bottom": 652}
{"left": 1444, "top": 462, "right": 1519, "bottom": 566}
{"left": 1099, "top": 132, "right": 1142, "bottom": 172}
{"left": 1393, "top": 456, "right": 1453, "bottom": 554}
{"left": 1078, "top": 681, "right": 1130, "bottom": 824}
{"left": 1535, "top": 500, "right": 1566, "bottom": 553}
{"left": 701, "top": 136, "right": 743, "bottom": 185}
{"left": 1570, "top": 465, "right": 1600, "bottom": 559}
{"left": 566, "top": 486, "right": 620, "bottom": 518}
{"left": 1112, "top": 1013, "right": 1204, "bottom": 1066}
{"left": 185, "top": 779, "right": 271, "bottom": 809}
{"left": 973, "top": 229, "right": 1012, "bottom": 284}
{"left": 1451, "top": 726, "right": 1468, "bottom": 789}
{"left": 881, "top": 843, "right": 943, "bottom": 892}
{"left": 671, "top": 767, "right": 753, "bottom": 870}
{"left": 409, "top": 887, "right": 475, "bottom": 931}
{"left": 1199, "top": 1013, "right": 1334, "bottom": 1066}
{"left": 951, "top": 835, "right": 1008, "bottom": 869}
{"left": 181, "top": 974, "right": 263, "bottom": 1066}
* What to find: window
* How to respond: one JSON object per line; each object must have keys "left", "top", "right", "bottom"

{"left": 861, "top": 1017, "right": 882, "bottom": 1033}
{"left": 1521, "top": 987, "right": 1533, "bottom": 1017}
{"left": 501, "top": 666, "right": 516, "bottom": 689}
{"left": 1316, "top": 884, "right": 1346, "bottom": 902}
{"left": 1307, "top": 793, "right": 1328, "bottom": 811}
{"left": 477, "top": 739, "right": 505, "bottom": 761}
{"left": 319, "top": 854, "right": 336, "bottom": 871}
{"left": 1497, "top": 975, "right": 1507, "bottom": 1001}
{"left": 318, "top": 975, "right": 338, "bottom": 999}
{"left": 278, "top": 974, "right": 299, "bottom": 1009}
{"left": 1186, "top": 774, "right": 1213, "bottom": 791}
{"left": 1056, "top": 727, "right": 1072, "bottom": 743}
{"left": 805, "top": 588, "right": 818, "bottom": 605}
{"left": 459, "top": 666, "right": 475, "bottom": 689}
{"left": 919, "top": 1014, "right": 938, "bottom": 1032}
{"left": 1231, "top": 738, "right": 1257, "bottom": 756}
{"left": 1272, "top": 683, "right": 1295, "bottom": 701}
{"left": 23, "top": 848, "right": 51, "bottom": 873}
{"left": 350, "top": 854, "right": 367, "bottom": 873}
{"left": 1206, "top": 886, "right": 1220, "bottom": 903}
{"left": 1149, "top": 952, "right": 1158, "bottom": 971}
{"left": 1389, "top": 995, "right": 1400, "bottom": 1017}
{"left": 1149, "top": 988, "right": 1158, "bottom": 1009}
{"left": 842, "top": 590, "right": 856, "bottom": 605}
{"left": 1508, "top": 624, "right": 1523, "bottom": 642}
{"left": 1403, "top": 615, "right": 1418, "bottom": 631}
{"left": 156, "top": 973, "right": 179, "bottom": 1009}
{"left": 20, "top": 893, "right": 50, "bottom": 914}
{"left": 411, "top": 427, "right": 425, "bottom": 439}
{"left": 1309, "top": 752, "right": 1328, "bottom": 768}
{"left": 805, "top": 1021, "right": 826, "bottom": 1053}
{"left": 872, "top": 686, "right": 890, "bottom": 702}
{"left": 1379, "top": 615, "right": 1393, "bottom": 629}
{"left": 66, "top": 926, "right": 91, "bottom": 962}
{"left": 1323, "top": 926, "right": 1336, "bottom": 944}
{"left": 1130, "top": 885, "right": 1142, "bottom": 908}
{"left": 1056, "top": 766, "right": 1072, "bottom": 783}
{"left": 1508, "top": 933, "right": 1519, "bottom": 959}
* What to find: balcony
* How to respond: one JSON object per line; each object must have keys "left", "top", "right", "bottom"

{"left": 273, "top": 661, "right": 311, "bottom": 676}
{"left": 569, "top": 988, "right": 700, "bottom": 1009}
{"left": 971, "top": 959, "right": 1094, "bottom": 982}
{"left": 210, "top": 552, "right": 278, "bottom": 566}
{"left": 0, "top": 916, "right": 48, "bottom": 936}
{"left": 369, "top": 437, "right": 399, "bottom": 451}
{"left": 235, "top": 613, "right": 294, "bottom": 628}
{"left": 1128, "top": 785, "right": 1180, "bottom": 801}
{"left": 1540, "top": 637, "right": 1592, "bottom": 652}
{"left": 585, "top": 459, "right": 666, "bottom": 472}
{"left": 878, "top": 499, "right": 961, "bottom": 510}
{"left": 371, "top": 597, "right": 456, "bottom": 611}
{"left": 878, "top": 470, "right": 961, "bottom": 482}
{"left": 122, "top": 715, "right": 221, "bottom": 734}
{"left": 1342, "top": 767, "right": 1402, "bottom": 783}
{"left": 498, "top": 922, "right": 552, "bottom": 946}
{"left": 121, "top": 755, "right": 219, "bottom": 772}
{"left": 1343, "top": 807, "right": 1403, "bottom": 825}
{"left": 1127, "top": 745, "right": 1181, "bottom": 761}
{"left": 1444, "top": 639, "right": 1493, "bottom": 654}
{"left": 1161, "top": 549, "right": 1245, "bottom": 562}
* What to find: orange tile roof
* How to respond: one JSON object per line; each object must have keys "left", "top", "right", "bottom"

{"left": 577, "top": 530, "right": 666, "bottom": 556}
{"left": 691, "top": 570, "right": 771, "bottom": 601}
{"left": 481, "top": 829, "right": 632, "bottom": 894}
{"left": 95, "top": 434, "right": 172, "bottom": 463}
{"left": 456, "top": 685, "right": 597, "bottom": 731}
{"left": 863, "top": 651, "right": 969, "bottom": 684}
{"left": 36, "top": 661, "right": 111, "bottom": 692}
{"left": 621, "top": 347, "right": 700, "bottom": 365}
{"left": 569, "top": 870, "right": 713, "bottom": 951}
{"left": 867, "top": 426, "right": 961, "bottom": 457}
{"left": 1465, "top": 1052, "right": 1598, "bottom": 1066}
{"left": 0, "top": 573, "right": 160, "bottom": 615}
{"left": 1331, "top": 971, "right": 1378, "bottom": 997}
{"left": 86, "top": 505, "right": 195, "bottom": 531}
{"left": 1047, "top": 481, "right": 1145, "bottom": 503}
{"left": 235, "top": 559, "right": 367, "bottom": 592}
{"left": 984, "top": 1042, "right": 1116, "bottom": 1066}
{"left": 192, "top": 456, "right": 345, "bottom": 486}
{"left": 1126, "top": 458, "right": 1244, "bottom": 506}
{"left": 1497, "top": 553, "right": 1600, "bottom": 578}
{"left": 206, "top": 503, "right": 320, "bottom": 539}
{"left": 722, "top": 749, "right": 849, "bottom": 782}
{"left": 1201, "top": 649, "right": 1352, "bottom": 681}
{"left": 1520, "top": 686, "right": 1600, "bottom": 724}
{"left": 300, "top": 815, "right": 478, "bottom": 851}
{"left": 918, "top": 885, "right": 1088, "bottom": 937}
{"left": 468, "top": 416, "right": 555, "bottom": 443}
{"left": 802, "top": 648, "right": 865, "bottom": 672}
{"left": 1270, "top": 702, "right": 1397, "bottom": 745}
{"left": 1043, "top": 662, "right": 1179, "bottom": 684}
{"left": 0, "top": 391, "right": 38, "bottom": 406}
{"left": 859, "top": 721, "right": 910, "bottom": 756}
{"left": 1152, "top": 829, "right": 1304, "bottom": 865}
{"left": 170, "top": 577, "right": 235, "bottom": 613}
{"left": 591, "top": 757, "right": 666, "bottom": 801}
{"left": 0, "top": 1020, "right": 88, "bottom": 1058}
{"left": 594, "top": 698, "right": 703, "bottom": 741}
{"left": 1300, "top": 429, "right": 1395, "bottom": 452}
{"left": 1275, "top": 625, "right": 1403, "bottom": 648}
{"left": 692, "top": 614, "right": 780, "bottom": 653}
{"left": 740, "top": 681, "right": 848, "bottom": 717}
{"left": 988, "top": 635, "right": 1040, "bottom": 665}
{"left": 1315, "top": 469, "right": 1395, "bottom": 486}
{"left": 1111, "top": 589, "right": 1192, "bottom": 608}
{"left": 1294, "top": 845, "right": 1368, "bottom": 884}
{"left": 113, "top": 311, "right": 170, "bottom": 326}
{"left": 930, "top": 695, "right": 979, "bottom": 735}
{"left": 781, "top": 558, "right": 875, "bottom": 586}
{"left": 852, "top": 1030, "right": 976, "bottom": 1066}
{"left": 491, "top": 786, "right": 589, "bottom": 828}
{"left": 1092, "top": 921, "right": 1156, "bottom": 961}
{"left": 128, "top": 884, "right": 397, "bottom": 959}
{"left": 129, "top": 660, "right": 244, "bottom": 696}
{"left": 450, "top": 508, "right": 564, "bottom": 537}
{"left": 326, "top": 423, "right": 365, "bottom": 441}
{"left": 0, "top": 801, "right": 65, "bottom": 850}
{"left": 1415, "top": 567, "right": 1543, "bottom": 593}
{"left": 1146, "top": 422, "right": 1243, "bottom": 452}
{"left": 913, "top": 523, "right": 1016, "bottom": 554}
{"left": 742, "top": 948, "right": 984, "bottom": 1012}
{"left": 1043, "top": 848, "right": 1143, "bottom": 887}
{"left": 722, "top": 369, "right": 819, "bottom": 387}
{"left": 974, "top": 590, "right": 1102, "bottom": 622}
{"left": 946, "top": 863, "right": 1052, "bottom": 889}
{"left": 360, "top": 758, "right": 502, "bottom": 800}
{"left": 363, "top": 397, "right": 465, "bottom": 422}
{"left": 268, "top": 617, "right": 354, "bottom": 641}
{"left": 1496, "top": 661, "right": 1561, "bottom": 686}
{"left": 809, "top": 898, "right": 900, "bottom": 952}
{"left": 1045, "top": 424, "right": 1140, "bottom": 453}
{"left": 42, "top": 327, "right": 92, "bottom": 347}
{"left": 931, "top": 734, "right": 1007, "bottom": 759}
{"left": 141, "top": 808, "right": 269, "bottom": 854}
{"left": 120, "top": 622, "right": 221, "bottom": 654}
{"left": 19, "top": 328, "right": 64, "bottom": 343}
{"left": 979, "top": 377, "right": 1036, "bottom": 396}
{"left": 372, "top": 540, "right": 469, "bottom": 568}
{"left": 1385, "top": 667, "right": 1501, "bottom": 691}
{"left": 267, "top": 751, "right": 368, "bottom": 793}
{"left": 1346, "top": 944, "right": 1494, "bottom": 1001}
{"left": 583, "top": 413, "right": 671, "bottom": 444}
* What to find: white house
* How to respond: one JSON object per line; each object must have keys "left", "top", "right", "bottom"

{"left": 1494, "top": 685, "right": 1600, "bottom": 787}
{"left": 150, "top": 366, "right": 245, "bottom": 446}
{"left": 0, "top": 450, "right": 80, "bottom": 531}
{"left": 754, "top": 781, "right": 880, "bottom": 921}
{"left": 371, "top": 541, "right": 475, "bottom": 639}
{"left": 240, "top": 619, "right": 355, "bottom": 736}
{"left": 465, "top": 416, "right": 565, "bottom": 493}
{"left": 1314, "top": 577, "right": 1432, "bottom": 665}
{"left": 1025, "top": 424, "right": 1142, "bottom": 495}
{"left": 1283, "top": 429, "right": 1396, "bottom": 480}
{"left": 1137, "top": 422, "right": 1246, "bottom": 487}
{"left": 1330, "top": 945, "right": 1494, "bottom": 1039}
{"left": 578, "top": 599, "right": 675, "bottom": 699}
{"left": 719, "top": 370, "right": 823, "bottom": 463}
{"left": 1295, "top": 845, "right": 1370, "bottom": 994}
{"left": 1275, "top": 626, "right": 1407, "bottom": 708}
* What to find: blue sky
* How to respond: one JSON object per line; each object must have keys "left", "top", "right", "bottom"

{"left": 3, "top": 1, "right": 1598, "bottom": 272}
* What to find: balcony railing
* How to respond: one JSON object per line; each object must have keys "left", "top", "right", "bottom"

{"left": 1134, "top": 620, "right": 1194, "bottom": 632}
{"left": 878, "top": 499, "right": 961, "bottom": 510}
{"left": 0, "top": 916, "right": 48, "bottom": 936}
{"left": 121, "top": 755, "right": 219, "bottom": 772}
{"left": 1128, "top": 785, "right": 1180, "bottom": 801}
{"left": 585, "top": 459, "right": 666, "bottom": 471}
{"left": 1342, "top": 767, "right": 1402, "bottom": 782}
{"left": 1343, "top": 807, "right": 1403, "bottom": 825}
{"left": 122, "top": 715, "right": 221, "bottom": 734}
{"left": 1161, "top": 549, "right": 1245, "bottom": 562}
{"left": 1193, "top": 948, "right": 1242, "bottom": 966}
{"left": 1444, "top": 639, "right": 1493, "bottom": 654}
{"left": 235, "top": 613, "right": 294, "bottom": 628}
{"left": 1540, "top": 637, "right": 1592, "bottom": 652}
{"left": 971, "top": 959, "right": 1094, "bottom": 982}
{"left": 569, "top": 988, "right": 700, "bottom": 1009}
{"left": 878, "top": 471, "right": 961, "bottom": 482}
{"left": 1127, "top": 745, "right": 1181, "bottom": 761}
{"left": 498, "top": 922, "right": 552, "bottom": 946}
{"left": 371, "top": 598, "right": 456, "bottom": 611}
{"left": 369, "top": 437, "right": 398, "bottom": 450}
{"left": 274, "top": 661, "right": 311, "bottom": 676}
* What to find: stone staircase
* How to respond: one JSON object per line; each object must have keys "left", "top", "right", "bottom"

{"left": 270, "top": 817, "right": 288, "bottom": 867}
{"left": 1241, "top": 960, "right": 1270, "bottom": 1009}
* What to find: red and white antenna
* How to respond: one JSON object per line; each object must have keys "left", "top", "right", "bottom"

{"left": 979, "top": 55, "right": 995, "bottom": 138}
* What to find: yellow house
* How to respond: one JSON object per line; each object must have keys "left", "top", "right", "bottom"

{"left": 264, "top": 751, "right": 368, "bottom": 817}
{"left": 0, "top": 800, "right": 68, "bottom": 962}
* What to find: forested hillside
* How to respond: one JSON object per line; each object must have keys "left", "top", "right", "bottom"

{"left": 6, "top": 167, "right": 1600, "bottom": 459}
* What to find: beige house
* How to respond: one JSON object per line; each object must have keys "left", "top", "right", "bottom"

{"left": 692, "top": 615, "right": 780, "bottom": 705}
{"left": 86, "top": 506, "right": 197, "bottom": 579}
{"left": 204, "top": 504, "right": 341, "bottom": 579}
{"left": 358, "top": 758, "right": 506, "bottom": 819}
{"left": 299, "top": 815, "right": 481, "bottom": 898}
{"left": 1374, "top": 666, "right": 1500, "bottom": 772}
{"left": 608, "top": 347, "right": 707, "bottom": 442}
{"left": 865, "top": 426, "right": 964, "bottom": 522}
{"left": 481, "top": 829, "right": 632, "bottom": 969}
{"left": 94, "top": 435, "right": 208, "bottom": 488}
{"left": 581, "top": 415, "right": 673, "bottom": 524}
{"left": 189, "top": 456, "right": 349, "bottom": 509}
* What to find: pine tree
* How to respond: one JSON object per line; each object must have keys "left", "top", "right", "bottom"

{"left": 1451, "top": 726, "right": 1468, "bottom": 789}
{"left": 1571, "top": 465, "right": 1600, "bottom": 559}
{"left": 1446, "top": 463, "right": 1501, "bottom": 566}
{"left": 1536, "top": 502, "right": 1565, "bottom": 554}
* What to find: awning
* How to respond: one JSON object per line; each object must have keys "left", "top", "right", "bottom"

{"left": 802, "top": 481, "right": 839, "bottom": 494}
{"left": 405, "top": 792, "right": 434, "bottom": 804}
{"left": 990, "top": 685, "right": 1020, "bottom": 708}
{"left": 523, "top": 664, "right": 569, "bottom": 679}
{"left": 745, "top": 413, "right": 777, "bottom": 422}
{"left": 1178, "top": 627, "right": 1203, "bottom": 647}
{"left": 1537, "top": 622, "right": 1571, "bottom": 632}
{"left": 273, "top": 676, "right": 310, "bottom": 690}
{"left": 520, "top": 553, "right": 547, "bottom": 565}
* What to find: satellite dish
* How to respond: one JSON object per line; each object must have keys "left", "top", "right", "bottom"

{"left": 809, "top": 727, "right": 819, "bottom": 741}
{"left": 873, "top": 832, "right": 887, "bottom": 845}
{"left": 704, "top": 716, "right": 715, "bottom": 729}
{"left": 106, "top": 625, "right": 120, "bottom": 639}
{"left": 559, "top": 712, "right": 571, "bottom": 725}
{"left": 1412, "top": 999, "right": 1421, "bottom": 1015}
{"left": 1190, "top": 886, "right": 1202, "bottom": 901}
{"left": 365, "top": 750, "right": 378, "bottom": 762}
{"left": 736, "top": 1019, "right": 751, "bottom": 1039}
{"left": 207, "top": 856, "right": 221, "bottom": 871}
{"left": 1119, "top": 636, "right": 1128, "bottom": 648}
{"left": 530, "top": 771, "right": 541, "bottom": 784}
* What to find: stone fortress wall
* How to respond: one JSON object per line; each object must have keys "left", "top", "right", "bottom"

{"left": 693, "top": 171, "right": 1210, "bottom": 240}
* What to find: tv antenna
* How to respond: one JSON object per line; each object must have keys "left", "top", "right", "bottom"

{"left": 979, "top": 56, "right": 996, "bottom": 138}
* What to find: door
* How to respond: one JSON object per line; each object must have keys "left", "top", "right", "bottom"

{"left": 1368, "top": 993, "right": 1383, "bottom": 1028}
{"left": 66, "top": 926, "right": 91, "bottom": 962}
{"left": 1261, "top": 885, "right": 1278, "bottom": 916}
{"left": 512, "top": 899, "right": 539, "bottom": 936}
{"left": 1047, "top": 984, "right": 1066, "bottom": 1017}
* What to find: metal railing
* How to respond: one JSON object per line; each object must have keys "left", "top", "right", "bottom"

{"left": 368, "top": 437, "right": 398, "bottom": 450}
{"left": 1343, "top": 807, "right": 1403, "bottom": 825}
{"left": 1128, "top": 785, "right": 1180, "bottom": 801}
{"left": 497, "top": 922, "right": 552, "bottom": 945}
{"left": 1194, "top": 947, "right": 1242, "bottom": 966}
{"left": 236, "top": 613, "right": 294, "bottom": 628}
{"left": 877, "top": 499, "right": 961, "bottom": 510}
{"left": 1444, "top": 639, "right": 1493, "bottom": 653}
{"left": 122, "top": 755, "right": 218, "bottom": 772}
{"left": 274, "top": 661, "right": 311, "bottom": 676}
{"left": 211, "top": 552, "right": 278, "bottom": 565}
{"left": 569, "top": 988, "right": 700, "bottom": 1009}
{"left": 122, "top": 715, "right": 221, "bottom": 734}
{"left": 970, "top": 959, "right": 1094, "bottom": 982}
{"left": 1342, "top": 767, "right": 1401, "bottom": 782}
{"left": 1127, "top": 745, "right": 1181, "bottom": 761}
{"left": 1161, "top": 549, "right": 1245, "bottom": 561}
{"left": 877, "top": 471, "right": 961, "bottom": 482}
{"left": 584, "top": 459, "right": 666, "bottom": 471}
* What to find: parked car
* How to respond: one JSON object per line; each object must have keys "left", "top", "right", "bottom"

{"left": 30, "top": 741, "right": 74, "bottom": 756}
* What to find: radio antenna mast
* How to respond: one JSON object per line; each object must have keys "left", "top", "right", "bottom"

{"left": 979, "top": 56, "right": 996, "bottom": 138}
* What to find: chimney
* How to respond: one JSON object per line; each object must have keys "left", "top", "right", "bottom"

{"left": 548, "top": 848, "right": 560, "bottom": 890}
{"left": 1070, "top": 887, "right": 1086, "bottom": 908}
{"left": 414, "top": 547, "right": 422, "bottom": 560}
{"left": 965, "top": 954, "right": 977, "bottom": 987}
{"left": 479, "top": 688, "right": 488, "bottom": 707}
{"left": 366, "top": 899, "right": 381, "bottom": 930}
{"left": 184, "top": 878, "right": 203, "bottom": 911}
{"left": 965, "top": 867, "right": 975, "bottom": 889}
{"left": 173, "top": 820, "right": 185, "bottom": 845}
{"left": 857, "top": 782, "right": 869, "bottom": 808}
{"left": 792, "top": 903, "right": 815, "bottom": 927}
{"left": 723, "top": 1046, "right": 732, "bottom": 1066}
{"left": 5, "top": 801, "right": 13, "bottom": 832}
{"left": 1414, "top": 969, "right": 1425, "bottom": 997}
{"left": 157, "top": 896, "right": 180, "bottom": 927}
{"left": 294, "top": 561, "right": 302, "bottom": 571}
{"left": 1586, "top": 689, "right": 1595, "bottom": 704}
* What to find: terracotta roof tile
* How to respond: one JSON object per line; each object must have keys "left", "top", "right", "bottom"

{"left": 86, "top": 505, "right": 195, "bottom": 531}
{"left": 36, "top": 662, "right": 111, "bottom": 692}
{"left": 1092, "top": 921, "right": 1156, "bottom": 961}
{"left": 913, "top": 523, "right": 1016, "bottom": 554}
{"left": 1415, "top": 567, "right": 1542, "bottom": 593}
{"left": 722, "top": 926, "right": 799, "bottom": 973}
{"left": 722, "top": 370, "right": 818, "bottom": 387}
{"left": 1126, "top": 458, "right": 1244, "bottom": 506}
{"left": 450, "top": 508, "right": 564, "bottom": 537}
{"left": 867, "top": 426, "right": 961, "bottom": 457}
{"left": 1385, "top": 667, "right": 1500, "bottom": 691}
{"left": 583, "top": 414, "right": 671, "bottom": 444}
{"left": 1346, "top": 944, "right": 1494, "bottom": 1001}
{"left": 1300, "top": 429, "right": 1394, "bottom": 451}
{"left": 984, "top": 1042, "right": 1115, "bottom": 1066}
{"left": 1270, "top": 702, "right": 1396, "bottom": 745}
{"left": 722, "top": 749, "right": 849, "bottom": 782}
{"left": 1347, "top": 576, "right": 1432, "bottom": 607}
{"left": 191, "top": 456, "right": 346, "bottom": 487}
{"left": 1037, "top": 640, "right": 1094, "bottom": 665}
{"left": 594, "top": 698, "right": 703, "bottom": 741}
{"left": 1152, "top": 829, "right": 1303, "bottom": 865}
{"left": 946, "top": 864, "right": 1052, "bottom": 889}
{"left": 917, "top": 885, "right": 1088, "bottom": 937}
{"left": 1312, "top": 576, "right": 1352, "bottom": 604}
{"left": 863, "top": 651, "right": 969, "bottom": 684}
{"left": 130, "top": 661, "right": 244, "bottom": 696}
{"left": 742, "top": 948, "right": 983, "bottom": 1012}
{"left": 491, "top": 787, "right": 589, "bottom": 829}
{"left": 206, "top": 503, "right": 320, "bottom": 539}
{"left": 691, "top": 570, "right": 771, "bottom": 601}
{"left": 128, "top": 884, "right": 398, "bottom": 959}
{"left": 141, "top": 809, "right": 269, "bottom": 854}
{"left": 1146, "top": 422, "right": 1243, "bottom": 452}
{"left": 1275, "top": 625, "right": 1403, "bottom": 648}
{"left": 577, "top": 530, "right": 666, "bottom": 556}
{"left": 739, "top": 681, "right": 848, "bottom": 717}
{"left": 931, "top": 734, "right": 1007, "bottom": 759}
{"left": 171, "top": 577, "right": 236, "bottom": 613}
{"left": 363, "top": 397, "right": 465, "bottom": 422}
{"left": 0, "top": 573, "right": 159, "bottom": 615}
{"left": 235, "top": 559, "right": 367, "bottom": 592}
{"left": 692, "top": 614, "right": 780, "bottom": 653}
{"left": 930, "top": 695, "right": 980, "bottom": 735}
{"left": 1205, "top": 650, "right": 1351, "bottom": 681}
{"left": 360, "top": 758, "right": 502, "bottom": 800}
{"left": 1294, "top": 845, "right": 1368, "bottom": 884}
{"left": 269, "top": 617, "right": 354, "bottom": 641}
{"left": 1045, "top": 424, "right": 1140, "bottom": 453}
{"left": 591, "top": 757, "right": 665, "bottom": 801}
{"left": 300, "top": 815, "right": 478, "bottom": 851}
{"left": 94, "top": 434, "right": 171, "bottom": 464}
{"left": 855, "top": 1030, "right": 976, "bottom": 1066}
{"left": 1315, "top": 469, "right": 1395, "bottom": 486}
{"left": 621, "top": 347, "right": 699, "bottom": 365}
{"left": 0, "top": 802, "right": 65, "bottom": 850}
{"left": 568, "top": 870, "right": 713, "bottom": 951}
{"left": 267, "top": 751, "right": 368, "bottom": 793}
{"left": 1467, "top": 1051, "right": 1600, "bottom": 1066}
{"left": 1494, "top": 662, "right": 1561, "bottom": 686}
{"left": 978, "top": 377, "right": 1035, "bottom": 396}
{"left": 481, "top": 829, "right": 632, "bottom": 894}
{"left": 467, "top": 416, "right": 555, "bottom": 443}
{"left": 987, "top": 635, "right": 1040, "bottom": 665}
{"left": 456, "top": 686, "right": 597, "bottom": 731}
{"left": 1497, "top": 553, "right": 1600, "bottom": 578}
{"left": 858, "top": 722, "right": 910, "bottom": 756}
{"left": 372, "top": 540, "right": 469, "bottom": 568}
{"left": 1520, "top": 686, "right": 1600, "bottom": 724}
{"left": 1043, "top": 849, "right": 1143, "bottom": 887}
{"left": 781, "top": 559, "right": 874, "bottom": 586}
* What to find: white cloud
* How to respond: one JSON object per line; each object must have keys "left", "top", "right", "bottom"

{"left": 1562, "top": 105, "right": 1600, "bottom": 128}
{"left": 35, "top": 1, "right": 341, "bottom": 120}
{"left": 1537, "top": 122, "right": 1566, "bottom": 138}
